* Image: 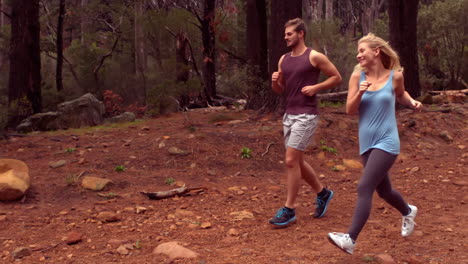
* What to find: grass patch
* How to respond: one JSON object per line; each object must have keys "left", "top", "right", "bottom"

{"left": 319, "top": 100, "right": 345, "bottom": 108}
{"left": 165, "top": 177, "right": 176, "bottom": 185}
{"left": 43, "top": 119, "right": 144, "bottom": 136}
{"left": 240, "top": 147, "right": 252, "bottom": 159}
{"left": 114, "top": 165, "right": 126, "bottom": 172}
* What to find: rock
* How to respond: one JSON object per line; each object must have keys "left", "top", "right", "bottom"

{"left": 439, "top": 130, "right": 453, "bottom": 143}
{"left": 410, "top": 167, "right": 420, "bottom": 173}
{"left": 49, "top": 160, "right": 67, "bottom": 168}
{"left": 56, "top": 93, "right": 105, "bottom": 129}
{"left": 116, "top": 245, "right": 130, "bottom": 255}
{"left": 96, "top": 212, "right": 120, "bottom": 222}
{"left": 200, "top": 222, "right": 212, "bottom": 229}
{"left": 342, "top": 159, "right": 363, "bottom": 169}
{"left": 0, "top": 159, "right": 30, "bottom": 201}
{"left": 107, "top": 239, "right": 130, "bottom": 246}
{"left": 175, "top": 209, "right": 194, "bottom": 218}
{"left": 64, "top": 231, "right": 83, "bottom": 245}
{"left": 168, "top": 147, "right": 189, "bottom": 156}
{"left": 153, "top": 242, "right": 198, "bottom": 260}
{"left": 11, "top": 247, "right": 32, "bottom": 259}
{"left": 105, "top": 112, "right": 136, "bottom": 124}
{"left": 375, "top": 253, "right": 396, "bottom": 264}
{"left": 136, "top": 206, "right": 147, "bottom": 214}
{"left": 229, "top": 210, "right": 254, "bottom": 221}
{"left": 81, "top": 176, "right": 112, "bottom": 191}
{"left": 317, "top": 152, "right": 326, "bottom": 160}
{"left": 227, "top": 228, "right": 240, "bottom": 236}
{"left": 453, "top": 181, "right": 468, "bottom": 186}
{"left": 333, "top": 165, "right": 346, "bottom": 171}
{"left": 16, "top": 112, "right": 60, "bottom": 133}
{"left": 408, "top": 255, "right": 425, "bottom": 264}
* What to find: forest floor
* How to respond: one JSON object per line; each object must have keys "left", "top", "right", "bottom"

{"left": 0, "top": 103, "right": 467, "bottom": 264}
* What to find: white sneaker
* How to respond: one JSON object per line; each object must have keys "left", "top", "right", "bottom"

{"left": 327, "top": 232, "right": 355, "bottom": 254}
{"left": 401, "top": 204, "right": 418, "bottom": 237}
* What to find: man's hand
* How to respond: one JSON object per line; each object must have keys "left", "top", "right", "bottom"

{"left": 272, "top": 71, "right": 282, "bottom": 83}
{"left": 301, "top": 85, "right": 319, "bottom": 96}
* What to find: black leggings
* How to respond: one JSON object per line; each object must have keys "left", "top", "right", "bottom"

{"left": 347, "top": 148, "right": 410, "bottom": 241}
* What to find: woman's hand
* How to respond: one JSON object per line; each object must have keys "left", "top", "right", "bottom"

{"left": 410, "top": 100, "right": 423, "bottom": 112}
{"left": 359, "top": 81, "right": 372, "bottom": 94}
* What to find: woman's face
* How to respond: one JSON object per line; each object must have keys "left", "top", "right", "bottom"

{"left": 356, "top": 42, "right": 378, "bottom": 67}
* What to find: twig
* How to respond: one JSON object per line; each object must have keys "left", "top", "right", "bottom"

{"left": 141, "top": 185, "right": 207, "bottom": 200}
{"left": 262, "top": 143, "right": 275, "bottom": 157}
{"left": 36, "top": 242, "right": 62, "bottom": 252}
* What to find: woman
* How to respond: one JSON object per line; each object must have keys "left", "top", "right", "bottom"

{"left": 327, "top": 33, "right": 422, "bottom": 254}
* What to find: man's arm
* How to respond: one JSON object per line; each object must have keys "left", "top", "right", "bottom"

{"left": 301, "top": 51, "right": 342, "bottom": 96}
{"left": 272, "top": 55, "right": 285, "bottom": 94}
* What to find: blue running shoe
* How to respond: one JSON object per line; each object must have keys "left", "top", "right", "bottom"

{"left": 314, "top": 189, "right": 334, "bottom": 218}
{"left": 269, "top": 207, "right": 296, "bottom": 226}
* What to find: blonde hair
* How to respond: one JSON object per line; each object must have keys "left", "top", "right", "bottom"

{"left": 354, "top": 33, "right": 403, "bottom": 73}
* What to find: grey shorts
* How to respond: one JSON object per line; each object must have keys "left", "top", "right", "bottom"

{"left": 283, "top": 113, "right": 319, "bottom": 151}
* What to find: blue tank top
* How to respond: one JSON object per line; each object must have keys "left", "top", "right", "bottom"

{"left": 358, "top": 70, "right": 400, "bottom": 155}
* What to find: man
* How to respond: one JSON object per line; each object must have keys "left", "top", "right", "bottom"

{"left": 270, "top": 18, "right": 342, "bottom": 227}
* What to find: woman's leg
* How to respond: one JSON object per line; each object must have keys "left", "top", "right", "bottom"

{"left": 347, "top": 148, "right": 397, "bottom": 241}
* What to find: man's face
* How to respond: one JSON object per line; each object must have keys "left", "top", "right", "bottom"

{"left": 284, "top": 26, "right": 303, "bottom": 48}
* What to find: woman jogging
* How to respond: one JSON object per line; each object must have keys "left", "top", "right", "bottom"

{"left": 327, "top": 33, "right": 422, "bottom": 254}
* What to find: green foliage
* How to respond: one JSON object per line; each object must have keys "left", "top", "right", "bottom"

{"left": 240, "top": 147, "right": 252, "bottom": 159}
{"left": 114, "top": 165, "right": 126, "bottom": 172}
{"left": 217, "top": 65, "right": 266, "bottom": 99}
{"left": 134, "top": 240, "right": 142, "bottom": 249}
{"left": 65, "top": 148, "right": 76, "bottom": 153}
{"left": 418, "top": 0, "right": 467, "bottom": 90}
{"left": 307, "top": 19, "right": 356, "bottom": 92}
{"left": 65, "top": 173, "right": 80, "bottom": 186}
{"left": 320, "top": 140, "right": 338, "bottom": 155}
{"left": 165, "top": 177, "right": 176, "bottom": 185}
{"left": 99, "top": 192, "right": 118, "bottom": 199}
{"left": 8, "top": 97, "right": 33, "bottom": 127}
{"left": 319, "top": 100, "right": 344, "bottom": 108}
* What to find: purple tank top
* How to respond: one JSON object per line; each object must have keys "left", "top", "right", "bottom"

{"left": 281, "top": 48, "right": 320, "bottom": 114}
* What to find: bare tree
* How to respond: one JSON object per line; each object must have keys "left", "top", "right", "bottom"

{"left": 388, "top": 0, "right": 421, "bottom": 98}
{"left": 56, "top": 0, "right": 65, "bottom": 92}
{"left": 8, "top": 0, "right": 41, "bottom": 125}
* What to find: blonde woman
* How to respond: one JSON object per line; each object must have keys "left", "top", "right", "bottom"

{"left": 327, "top": 33, "right": 422, "bottom": 254}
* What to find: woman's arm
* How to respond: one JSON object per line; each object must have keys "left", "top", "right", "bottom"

{"left": 346, "top": 72, "right": 370, "bottom": 114}
{"left": 394, "top": 71, "right": 422, "bottom": 111}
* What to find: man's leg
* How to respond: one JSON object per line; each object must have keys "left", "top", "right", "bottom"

{"left": 300, "top": 160, "right": 323, "bottom": 193}
{"left": 284, "top": 147, "right": 304, "bottom": 208}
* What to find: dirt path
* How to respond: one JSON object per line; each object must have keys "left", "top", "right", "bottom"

{"left": 1, "top": 105, "right": 467, "bottom": 263}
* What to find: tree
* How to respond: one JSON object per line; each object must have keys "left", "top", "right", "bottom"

{"left": 265, "top": 0, "right": 301, "bottom": 112}
{"left": 8, "top": 0, "right": 42, "bottom": 125}
{"left": 56, "top": 0, "right": 65, "bottom": 92}
{"left": 388, "top": 0, "right": 421, "bottom": 98}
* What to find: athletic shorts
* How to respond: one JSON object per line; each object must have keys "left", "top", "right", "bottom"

{"left": 283, "top": 113, "right": 319, "bottom": 151}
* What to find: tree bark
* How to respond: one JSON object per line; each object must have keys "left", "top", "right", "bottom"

{"left": 265, "top": 0, "right": 301, "bottom": 112}
{"left": 8, "top": 0, "right": 41, "bottom": 126}
{"left": 80, "top": 0, "right": 88, "bottom": 45}
{"left": 134, "top": 0, "right": 147, "bottom": 104}
{"left": 388, "top": 0, "right": 421, "bottom": 98}
{"left": 56, "top": 0, "right": 65, "bottom": 92}
{"left": 325, "top": 0, "right": 333, "bottom": 19}
{"left": 201, "top": 0, "right": 216, "bottom": 104}
{"left": 245, "top": 0, "right": 268, "bottom": 109}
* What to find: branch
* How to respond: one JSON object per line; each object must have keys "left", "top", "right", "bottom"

{"left": 140, "top": 185, "right": 207, "bottom": 200}
{"left": 165, "top": 26, "right": 177, "bottom": 38}
{"left": 219, "top": 46, "right": 247, "bottom": 64}
{"left": 0, "top": 10, "right": 11, "bottom": 19}
{"left": 45, "top": 52, "right": 84, "bottom": 91}
{"left": 93, "top": 35, "right": 120, "bottom": 75}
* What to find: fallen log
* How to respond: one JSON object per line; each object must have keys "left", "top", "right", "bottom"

{"left": 317, "top": 91, "right": 348, "bottom": 100}
{"left": 140, "top": 185, "right": 207, "bottom": 200}
{"left": 428, "top": 89, "right": 468, "bottom": 95}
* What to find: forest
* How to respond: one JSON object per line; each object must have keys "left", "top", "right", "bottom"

{"left": 0, "top": 0, "right": 466, "bottom": 130}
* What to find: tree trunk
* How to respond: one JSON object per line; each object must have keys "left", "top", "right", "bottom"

{"left": 56, "top": 0, "right": 65, "bottom": 92}
{"left": 8, "top": 0, "right": 41, "bottom": 126}
{"left": 175, "top": 32, "right": 190, "bottom": 109}
{"left": 312, "top": 0, "right": 323, "bottom": 21}
{"left": 265, "top": 0, "right": 301, "bottom": 112}
{"left": 245, "top": 0, "right": 268, "bottom": 109}
{"left": 388, "top": 0, "right": 421, "bottom": 98}
{"left": 134, "top": 0, "right": 147, "bottom": 104}
{"left": 325, "top": 0, "right": 333, "bottom": 19}
{"left": 80, "top": 0, "right": 88, "bottom": 45}
{"left": 201, "top": 0, "right": 216, "bottom": 104}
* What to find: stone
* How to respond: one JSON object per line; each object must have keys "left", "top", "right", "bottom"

{"left": 408, "top": 255, "right": 425, "bottom": 264}
{"left": 168, "top": 147, "right": 189, "bottom": 156}
{"left": 97, "top": 212, "right": 120, "bottom": 222}
{"left": 64, "top": 231, "right": 83, "bottom": 245}
{"left": 200, "top": 222, "right": 212, "bottom": 229}
{"left": 229, "top": 210, "right": 254, "bottom": 221}
{"left": 0, "top": 159, "right": 30, "bottom": 201}
{"left": 81, "top": 176, "right": 112, "bottom": 191}
{"left": 153, "top": 242, "right": 198, "bottom": 260}
{"left": 439, "top": 130, "right": 453, "bottom": 143}
{"left": 56, "top": 93, "right": 105, "bottom": 129}
{"left": 49, "top": 160, "right": 67, "bottom": 168}
{"left": 227, "top": 228, "right": 240, "bottom": 236}
{"left": 11, "top": 247, "right": 32, "bottom": 259}
{"left": 375, "top": 253, "right": 396, "bottom": 264}
{"left": 16, "top": 112, "right": 60, "bottom": 133}
{"left": 104, "top": 112, "right": 136, "bottom": 124}
{"left": 343, "top": 159, "right": 363, "bottom": 169}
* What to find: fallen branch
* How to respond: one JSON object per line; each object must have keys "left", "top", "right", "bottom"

{"left": 262, "top": 143, "right": 275, "bottom": 157}
{"left": 428, "top": 89, "right": 468, "bottom": 95}
{"left": 140, "top": 185, "right": 207, "bottom": 200}
{"left": 34, "top": 242, "right": 62, "bottom": 252}
{"left": 317, "top": 91, "right": 348, "bottom": 100}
